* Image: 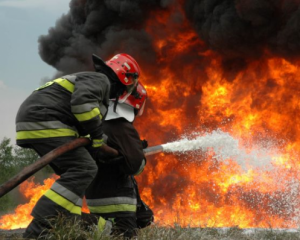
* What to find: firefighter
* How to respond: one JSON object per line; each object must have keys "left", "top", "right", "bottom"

{"left": 16, "top": 53, "right": 141, "bottom": 239}
{"left": 83, "top": 82, "right": 154, "bottom": 239}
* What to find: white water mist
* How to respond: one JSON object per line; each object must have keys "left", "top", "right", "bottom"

{"left": 162, "top": 129, "right": 278, "bottom": 170}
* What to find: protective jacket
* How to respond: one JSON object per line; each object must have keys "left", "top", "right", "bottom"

{"left": 85, "top": 118, "right": 146, "bottom": 218}
{"left": 16, "top": 72, "right": 110, "bottom": 146}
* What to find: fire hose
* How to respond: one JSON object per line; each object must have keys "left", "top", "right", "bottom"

{"left": 0, "top": 138, "right": 164, "bottom": 198}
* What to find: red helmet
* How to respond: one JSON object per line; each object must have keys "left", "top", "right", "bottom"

{"left": 106, "top": 53, "right": 140, "bottom": 85}
{"left": 123, "top": 82, "right": 147, "bottom": 116}
{"left": 92, "top": 53, "right": 141, "bottom": 103}
{"left": 106, "top": 53, "right": 141, "bottom": 103}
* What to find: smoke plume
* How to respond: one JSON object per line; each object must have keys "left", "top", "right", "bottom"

{"left": 39, "top": 0, "right": 300, "bottom": 76}
{"left": 184, "top": 0, "right": 300, "bottom": 63}
{"left": 38, "top": 0, "right": 171, "bottom": 75}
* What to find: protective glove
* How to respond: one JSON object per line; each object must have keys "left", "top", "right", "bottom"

{"left": 89, "top": 134, "right": 118, "bottom": 162}
{"left": 88, "top": 144, "right": 119, "bottom": 162}
{"left": 91, "top": 134, "right": 108, "bottom": 147}
{"left": 141, "top": 139, "right": 148, "bottom": 149}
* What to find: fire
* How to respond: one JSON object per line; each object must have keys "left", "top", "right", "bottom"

{"left": 0, "top": 176, "right": 58, "bottom": 229}
{"left": 134, "top": 2, "right": 300, "bottom": 229}
{"left": 0, "top": 175, "right": 90, "bottom": 230}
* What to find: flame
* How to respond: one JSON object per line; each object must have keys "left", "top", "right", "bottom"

{"left": 0, "top": 175, "right": 90, "bottom": 230}
{"left": 135, "top": 3, "right": 300, "bottom": 229}
{"left": 0, "top": 176, "right": 58, "bottom": 229}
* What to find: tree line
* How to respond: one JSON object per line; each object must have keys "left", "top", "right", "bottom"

{"left": 0, "top": 137, "right": 52, "bottom": 212}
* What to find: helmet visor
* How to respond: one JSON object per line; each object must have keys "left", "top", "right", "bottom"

{"left": 118, "top": 77, "right": 138, "bottom": 103}
{"left": 137, "top": 99, "right": 146, "bottom": 116}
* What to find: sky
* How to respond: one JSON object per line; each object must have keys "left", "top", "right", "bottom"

{"left": 0, "top": 0, "right": 70, "bottom": 142}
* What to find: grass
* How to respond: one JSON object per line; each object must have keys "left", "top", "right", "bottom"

{"left": 1, "top": 217, "right": 300, "bottom": 240}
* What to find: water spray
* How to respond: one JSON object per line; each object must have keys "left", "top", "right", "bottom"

{"left": 144, "top": 130, "right": 277, "bottom": 170}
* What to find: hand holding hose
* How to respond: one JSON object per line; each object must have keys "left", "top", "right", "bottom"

{"left": 90, "top": 136, "right": 119, "bottom": 161}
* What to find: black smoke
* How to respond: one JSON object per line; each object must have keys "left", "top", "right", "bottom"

{"left": 39, "top": 0, "right": 300, "bottom": 77}
{"left": 38, "top": 0, "right": 173, "bottom": 75}
{"left": 184, "top": 0, "right": 300, "bottom": 60}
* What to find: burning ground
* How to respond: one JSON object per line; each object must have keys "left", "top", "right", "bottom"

{"left": 2, "top": 0, "right": 300, "bottom": 230}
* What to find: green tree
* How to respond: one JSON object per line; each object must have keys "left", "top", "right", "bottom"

{"left": 0, "top": 138, "right": 15, "bottom": 181}
{"left": 0, "top": 137, "right": 53, "bottom": 212}
{"left": 14, "top": 143, "right": 54, "bottom": 182}
{"left": 0, "top": 137, "right": 40, "bottom": 180}
{"left": 13, "top": 145, "right": 39, "bottom": 168}
{"left": 0, "top": 137, "right": 18, "bottom": 211}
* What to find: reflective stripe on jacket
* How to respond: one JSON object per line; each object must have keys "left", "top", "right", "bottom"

{"left": 15, "top": 72, "right": 110, "bottom": 145}
{"left": 16, "top": 121, "right": 79, "bottom": 140}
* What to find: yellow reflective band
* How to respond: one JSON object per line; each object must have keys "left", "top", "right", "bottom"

{"left": 35, "top": 81, "right": 54, "bottom": 91}
{"left": 16, "top": 129, "right": 79, "bottom": 140}
{"left": 53, "top": 78, "right": 75, "bottom": 93}
{"left": 74, "top": 107, "right": 102, "bottom": 122}
{"left": 92, "top": 139, "right": 104, "bottom": 148}
{"left": 44, "top": 189, "right": 81, "bottom": 215}
{"left": 88, "top": 204, "right": 137, "bottom": 214}
{"left": 98, "top": 217, "right": 106, "bottom": 232}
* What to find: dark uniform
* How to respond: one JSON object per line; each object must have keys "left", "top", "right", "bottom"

{"left": 84, "top": 118, "right": 154, "bottom": 238}
{"left": 16, "top": 72, "right": 110, "bottom": 238}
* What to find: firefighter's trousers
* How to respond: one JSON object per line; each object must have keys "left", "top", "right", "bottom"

{"left": 23, "top": 137, "right": 98, "bottom": 239}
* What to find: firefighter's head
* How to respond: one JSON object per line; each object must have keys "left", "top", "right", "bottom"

{"left": 92, "top": 53, "right": 140, "bottom": 102}
{"left": 105, "top": 82, "right": 147, "bottom": 122}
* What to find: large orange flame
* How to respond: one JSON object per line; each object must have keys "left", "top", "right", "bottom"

{"left": 134, "top": 3, "right": 300, "bottom": 228}
{"left": 0, "top": 176, "right": 57, "bottom": 229}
